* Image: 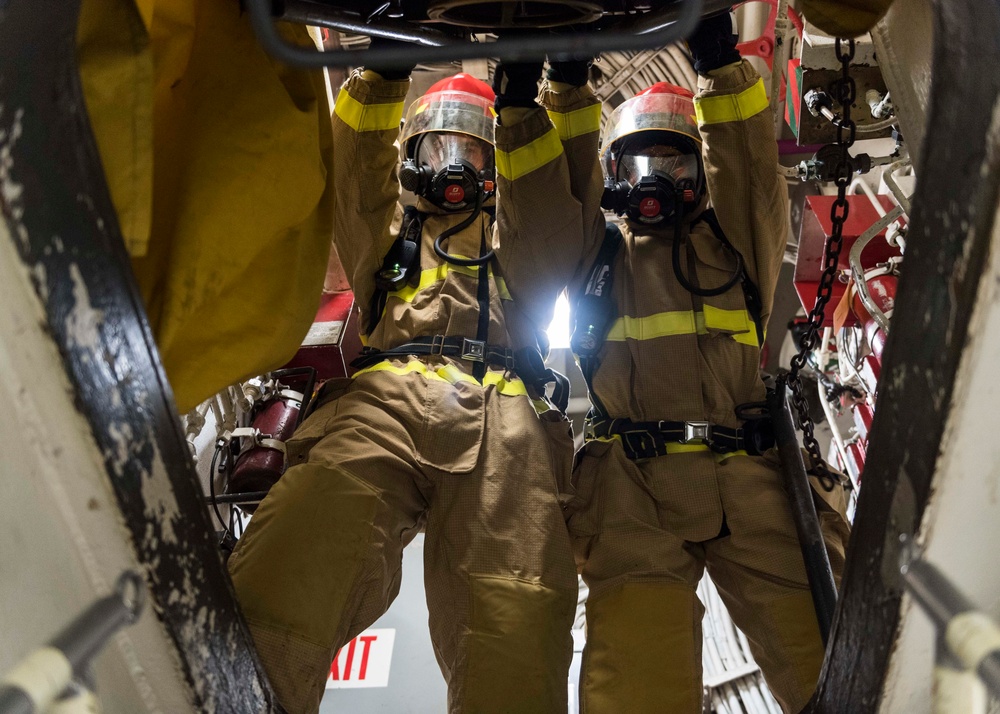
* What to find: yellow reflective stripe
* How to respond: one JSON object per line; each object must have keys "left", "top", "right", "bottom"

{"left": 353, "top": 359, "right": 527, "bottom": 396}
{"left": 694, "top": 78, "right": 769, "bottom": 126}
{"left": 546, "top": 103, "right": 602, "bottom": 141}
{"left": 484, "top": 371, "right": 528, "bottom": 396}
{"left": 388, "top": 262, "right": 513, "bottom": 304}
{"left": 494, "top": 275, "right": 513, "bottom": 301}
{"left": 732, "top": 332, "right": 759, "bottom": 347}
{"left": 607, "top": 308, "right": 758, "bottom": 346}
{"left": 531, "top": 398, "right": 550, "bottom": 414}
{"left": 334, "top": 88, "right": 404, "bottom": 132}
{"left": 606, "top": 311, "right": 698, "bottom": 341}
{"left": 496, "top": 128, "right": 564, "bottom": 180}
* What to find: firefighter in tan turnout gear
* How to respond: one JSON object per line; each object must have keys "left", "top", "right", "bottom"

{"left": 566, "top": 14, "right": 851, "bottom": 714}
{"left": 229, "top": 47, "right": 604, "bottom": 713}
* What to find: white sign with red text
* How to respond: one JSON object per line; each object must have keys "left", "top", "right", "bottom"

{"left": 326, "top": 628, "right": 396, "bottom": 689}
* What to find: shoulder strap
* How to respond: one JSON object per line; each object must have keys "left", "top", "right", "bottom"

{"left": 695, "top": 209, "right": 766, "bottom": 348}
{"left": 572, "top": 222, "right": 624, "bottom": 420}
{"left": 367, "top": 206, "right": 424, "bottom": 336}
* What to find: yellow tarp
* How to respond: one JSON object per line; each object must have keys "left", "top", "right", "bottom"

{"left": 77, "top": 0, "right": 334, "bottom": 412}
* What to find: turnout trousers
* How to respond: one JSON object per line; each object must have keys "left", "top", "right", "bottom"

{"left": 568, "top": 441, "right": 850, "bottom": 714}
{"left": 229, "top": 359, "right": 578, "bottom": 714}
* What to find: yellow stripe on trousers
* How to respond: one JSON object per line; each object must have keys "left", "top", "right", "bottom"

{"left": 694, "top": 78, "right": 769, "bottom": 125}
{"left": 334, "top": 89, "right": 404, "bottom": 132}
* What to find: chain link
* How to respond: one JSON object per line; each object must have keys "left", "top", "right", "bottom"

{"left": 785, "top": 38, "right": 856, "bottom": 492}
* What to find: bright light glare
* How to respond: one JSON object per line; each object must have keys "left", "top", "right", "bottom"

{"left": 547, "top": 293, "right": 573, "bottom": 350}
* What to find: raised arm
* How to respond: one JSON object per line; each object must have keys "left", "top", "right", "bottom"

{"left": 331, "top": 68, "right": 408, "bottom": 331}
{"left": 492, "top": 61, "right": 605, "bottom": 347}
{"left": 690, "top": 14, "right": 789, "bottom": 324}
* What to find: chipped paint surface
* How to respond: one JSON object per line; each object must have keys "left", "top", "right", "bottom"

{"left": 65, "top": 263, "right": 106, "bottom": 351}
{"left": 0, "top": 105, "right": 29, "bottom": 249}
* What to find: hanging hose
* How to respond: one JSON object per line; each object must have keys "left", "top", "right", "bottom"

{"left": 671, "top": 199, "right": 744, "bottom": 297}
{"left": 433, "top": 186, "right": 494, "bottom": 267}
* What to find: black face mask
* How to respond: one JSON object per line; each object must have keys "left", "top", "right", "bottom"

{"left": 399, "top": 158, "right": 491, "bottom": 211}
{"left": 601, "top": 171, "right": 700, "bottom": 225}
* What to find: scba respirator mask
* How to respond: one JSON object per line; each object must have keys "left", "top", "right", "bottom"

{"left": 399, "top": 132, "right": 495, "bottom": 211}
{"left": 601, "top": 140, "right": 704, "bottom": 225}
{"left": 599, "top": 82, "right": 706, "bottom": 225}
{"left": 399, "top": 76, "right": 497, "bottom": 212}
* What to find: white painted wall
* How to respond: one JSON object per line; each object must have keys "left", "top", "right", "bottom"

{"left": 0, "top": 220, "right": 194, "bottom": 713}
{"left": 879, "top": 166, "right": 1000, "bottom": 713}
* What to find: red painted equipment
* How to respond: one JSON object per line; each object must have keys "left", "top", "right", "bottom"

{"left": 226, "top": 289, "right": 363, "bottom": 509}
{"left": 793, "top": 194, "right": 901, "bottom": 326}
{"left": 795, "top": 194, "right": 904, "bottom": 483}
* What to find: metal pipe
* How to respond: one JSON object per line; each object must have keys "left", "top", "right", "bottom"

{"left": 901, "top": 555, "right": 1000, "bottom": 700}
{"left": 819, "top": 106, "right": 897, "bottom": 135}
{"left": 767, "top": 380, "right": 839, "bottom": 644}
{"left": 208, "top": 490, "right": 271, "bottom": 505}
{"left": 0, "top": 572, "right": 144, "bottom": 714}
{"left": 883, "top": 159, "right": 913, "bottom": 216}
{"left": 816, "top": 328, "right": 860, "bottom": 491}
{"left": 849, "top": 205, "right": 905, "bottom": 336}
{"left": 280, "top": 1, "right": 457, "bottom": 47}
{"left": 249, "top": 0, "right": 707, "bottom": 68}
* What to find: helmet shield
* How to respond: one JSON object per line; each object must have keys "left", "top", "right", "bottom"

{"left": 401, "top": 89, "right": 496, "bottom": 160}
{"left": 415, "top": 132, "right": 495, "bottom": 175}
{"left": 600, "top": 92, "right": 701, "bottom": 178}
{"left": 616, "top": 147, "right": 701, "bottom": 187}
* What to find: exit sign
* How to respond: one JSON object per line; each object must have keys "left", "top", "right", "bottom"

{"left": 326, "top": 628, "right": 396, "bottom": 689}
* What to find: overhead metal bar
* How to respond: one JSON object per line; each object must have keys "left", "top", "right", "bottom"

{"left": 253, "top": 0, "right": 728, "bottom": 68}
{"left": 280, "top": 1, "right": 459, "bottom": 46}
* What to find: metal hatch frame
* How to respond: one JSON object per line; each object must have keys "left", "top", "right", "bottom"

{"left": 807, "top": 1, "right": 1000, "bottom": 710}
{"left": 0, "top": 1, "right": 275, "bottom": 711}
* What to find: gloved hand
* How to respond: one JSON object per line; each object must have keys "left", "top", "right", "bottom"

{"left": 686, "top": 10, "right": 741, "bottom": 75}
{"left": 545, "top": 58, "right": 592, "bottom": 87}
{"left": 492, "top": 61, "right": 545, "bottom": 110}
{"left": 363, "top": 36, "right": 417, "bottom": 81}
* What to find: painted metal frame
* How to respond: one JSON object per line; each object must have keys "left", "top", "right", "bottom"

{"left": 0, "top": 2, "right": 275, "bottom": 711}
{"left": 808, "top": 1, "right": 1000, "bottom": 710}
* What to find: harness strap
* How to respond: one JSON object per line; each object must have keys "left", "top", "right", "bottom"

{"left": 349, "top": 336, "right": 570, "bottom": 413}
{"left": 588, "top": 414, "right": 774, "bottom": 459}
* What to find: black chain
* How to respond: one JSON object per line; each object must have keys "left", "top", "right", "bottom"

{"left": 785, "top": 38, "right": 856, "bottom": 492}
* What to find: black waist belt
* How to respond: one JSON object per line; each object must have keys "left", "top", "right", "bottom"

{"left": 350, "top": 335, "right": 569, "bottom": 413}
{"left": 587, "top": 414, "right": 773, "bottom": 459}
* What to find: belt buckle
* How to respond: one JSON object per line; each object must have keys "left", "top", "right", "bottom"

{"left": 461, "top": 338, "right": 486, "bottom": 363}
{"left": 683, "top": 421, "right": 712, "bottom": 445}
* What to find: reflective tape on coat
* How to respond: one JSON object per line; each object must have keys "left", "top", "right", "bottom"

{"left": 496, "top": 128, "right": 564, "bottom": 180}
{"left": 694, "top": 78, "right": 769, "bottom": 125}
{"left": 546, "top": 104, "right": 602, "bottom": 141}
{"left": 388, "top": 262, "right": 513, "bottom": 304}
{"left": 605, "top": 308, "right": 759, "bottom": 347}
{"left": 334, "top": 90, "right": 405, "bottom": 133}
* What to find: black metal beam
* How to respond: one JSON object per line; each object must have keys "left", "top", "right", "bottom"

{"left": 0, "top": 2, "right": 275, "bottom": 711}
{"left": 808, "top": 1, "right": 1000, "bottom": 710}
{"left": 255, "top": 0, "right": 730, "bottom": 68}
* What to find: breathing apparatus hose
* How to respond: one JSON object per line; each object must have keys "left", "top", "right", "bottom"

{"left": 433, "top": 185, "right": 495, "bottom": 267}
{"left": 671, "top": 194, "right": 744, "bottom": 297}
